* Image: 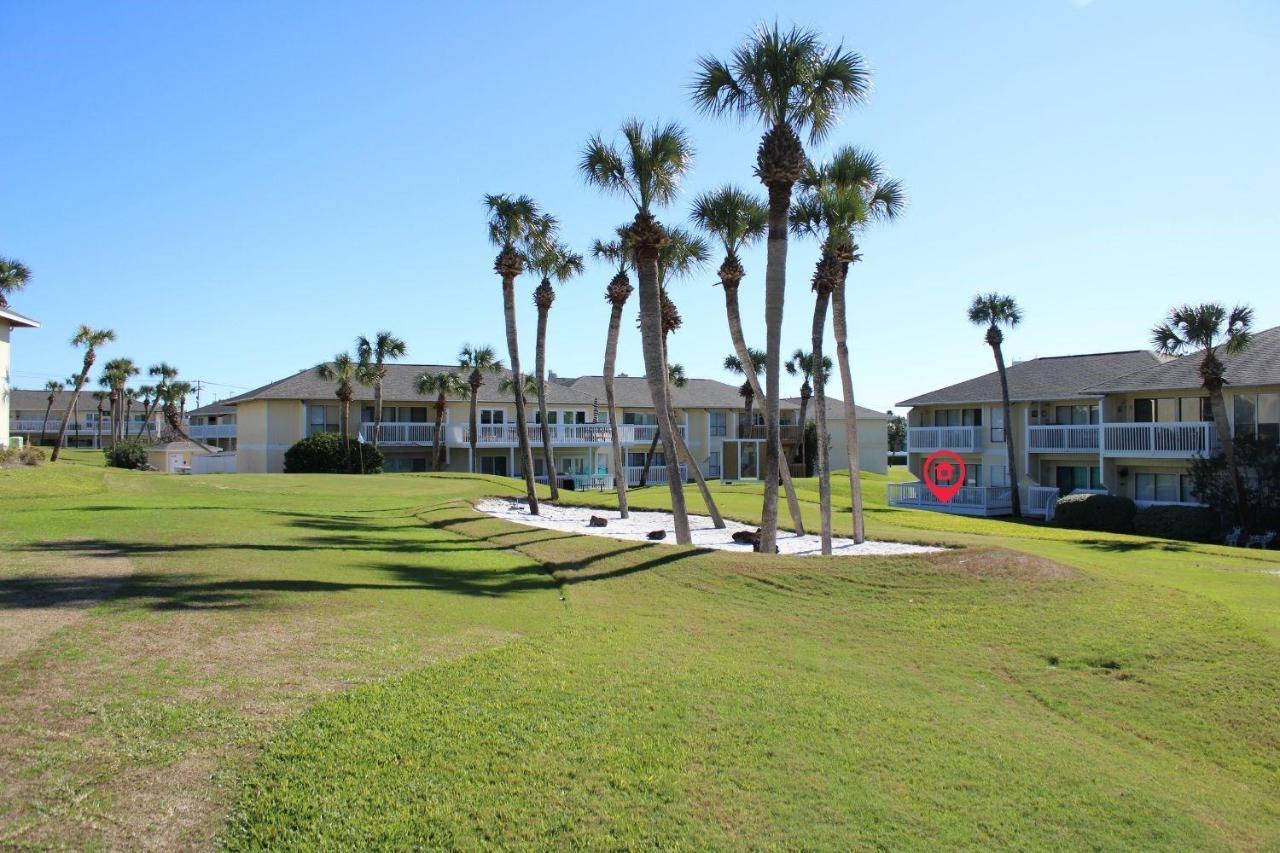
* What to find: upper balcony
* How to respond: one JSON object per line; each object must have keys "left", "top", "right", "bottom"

{"left": 906, "top": 426, "right": 982, "bottom": 453}
{"left": 362, "top": 422, "right": 686, "bottom": 447}
{"left": 1027, "top": 424, "right": 1099, "bottom": 453}
{"left": 187, "top": 423, "right": 237, "bottom": 440}
{"left": 1102, "top": 422, "right": 1216, "bottom": 458}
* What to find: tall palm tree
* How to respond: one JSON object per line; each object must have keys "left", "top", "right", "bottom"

{"left": 822, "top": 147, "right": 905, "bottom": 543}
{"left": 136, "top": 385, "right": 156, "bottom": 441}
{"left": 485, "top": 193, "right": 550, "bottom": 515}
{"left": 968, "top": 293, "right": 1024, "bottom": 517}
{"left": 581, "top": 119, "right": 695, "bottom": 544}
{"left": 98, "top": 357, "right": 139, "bottom": 444}
{"left": 0, "top": 257, "right": 31, "bottom": 308}
{"left": 785, "top": 349, "right": 832, "bottom": 474}
{"left": 1152, "top": 303, "right": 1254, "bottom": 530}
{"left": 39, "top": 380, "right": 64, "bottom": 446}
{"left": 527, "top": 236, "right": 585, "bottom": 500}
{"left": 154, "top": 377, "right": 208, "bottom": 448}
{"left": 147, "top": 363, "right": 179, "bottom": 443}
{"left": 457, "top": 344, "right": 504, "bottom": 473}
{"left": 93, "top": 392, "right": 108, "bottom": 449}
{"left": 316, "top": 352, "right": 366, "bottom": 472}
{"left": 690, "top": 185, "right": 806, "bottom": 533}
{"left": 692, "top": 24, "right": 870, "bottom": 553}
{"left": 592, "top": 231, "right": 633, "bottom": 517}
{"left": 123, "top": 387, "right": 140, "bottom": 438}
{"left": 51, "top": 326, "right": 115, "bottom": 461}
{"left": 356, "top": 331, "right": 408, "bottom": 451}
{"left": 415, "top": 370, "right": 469, "bottom": 472}
{"left": 724, "top": 350, "right": 766, "bottom": 427}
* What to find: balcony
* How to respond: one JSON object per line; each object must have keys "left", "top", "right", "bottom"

{"left": 361, "top": 422, "right": 437, "bottom": 445}
{"left": 1103, "top": 423, "right": 1216, "bottom": 458}
{"left": 187, "top": 423, "right": 237, "bottom": 440}
{"left": 886, "top": 481, "right": 1013, "bottom": 516}
{"left": 1027, "top": 424, "right": 1099, "bottom": 453}
{"left": 624, "top": 463, "right": 688, "bottom": 486}
{"left": 627, "top": 424, "right": 687, "bottom": 443}
{"left": 906, "top": 426, "right": 982, "bottom": 453}
{"left": 734, "top": 424, "right": 801, "bottom": 442}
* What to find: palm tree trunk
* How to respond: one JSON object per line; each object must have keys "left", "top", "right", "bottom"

{"left": 812, "top": 284, "right": 833, "bottom": 555}
{"left": 603, "top": 301, "right": 630, "bottom": 517}
{"left": 372, "top": 380, "right": 383, "bottom": 451}
{"left": 668, "top": 405, "right": 725, "bottom": 528}
{"left": 432, "top": 395, "right": 446, "bottom": 471}
{"left": 831, "top": 272, "right": 866, "bottom": 542}
{"left": 722, "top": 279, "right": 806, "bottom": 534}
{"left": 40, "top": 400, "right": 53, "bottom": 446}
{"left": 124, "top": 399, "right": 133, "bottom": 439}
{"left": 340, "top": 397, "right": 352, "bottom": 472}
{"left": 632, "top": 216, "right": 690, "bottom": 544}
{"left": 639, "top": 429, "right": 660, "bottom": 487}
{"left": 797, "top": 387, "right": 810, "bottom": 474}
{"left": 502, "top": 271, "right": 540, "bottom": 514}
{"left": 534, "top": 304, "right": 559, "bottom": 499}
{"left": 1207, "top": 385, "right": 1250, "bottom": 530}
{"left": 758, "top": 187, "right": 792, "bottom": 553}
{"left": 469, "top": 387, "right": 480, "bottom": 473}
{"left": 991, "top": 339, "right": 1022, "bottom": 517}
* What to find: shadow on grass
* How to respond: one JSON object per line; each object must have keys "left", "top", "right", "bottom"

{"left": 1077, "top": 538, "right": 1192, "bottom": 553}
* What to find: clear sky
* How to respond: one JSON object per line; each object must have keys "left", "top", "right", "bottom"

{"left": 3, "top": 1, "right": 1277, "bottom": 413}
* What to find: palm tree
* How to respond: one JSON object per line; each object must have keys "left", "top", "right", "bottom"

{"left": 581, "top": 119, "right": 695, "bottom": 544}
{"left": 51, "top": 326, "right": 115, "bottom": 461}
{"left": 485, "top": 193, "right": 550, "bottom": 515}
{"left": 147, "top": 363, "right": 179, "bottom": 443}
{"left": 1152, "top": 303, "right": 1254, "bottom": 530}
{"left": 98, "top": 357, "right": 138, "bottom": 444}
{"left": 692, "top": 24, "right": 870, "bottom": 553}
{"left": 822, "top": 147, "right": 905, "bottom": 543}
{"left": 723, "top": 350, "right": 766, "bottom": 426}
{"left": 93, "top": 392, "right": 107, "bottom": 449}
{"left": 122, "top": 387, "right": 140, "bottom": 438}
{"left": 785, "top": 350, "right": 831, "bottom": 474}
{"left": 690, "top": 185, "right": 807, "bottom": 534}
{"left": 416, "top": 370, "right": 469, "bottom": 472}
{"left": 968, "top": 293, "right": 1024, "bottom": 517}
{"left": 136, "top": 385, "right": 156, "bottom": 441}
{"left": 497, "top": 373, "right": 543, "bottom": 482}
{"left": 316, "top": 352, "right": 366, "bottom": 472}
{"left": 457, "top": 344, "right": 504, "bottom": 473}
{"left": 527, "top": 236, "right": 585, "bottom": 500}
{"left": 356, "top": 331, "right": 408, "bottom": 451}
{"left": 39, "top": 380, "right": 64, "bottom": 446}
{"left": 154, "top": 377, "right": 209, "bottom": 448}
{"left": 592, "top": 231, "right": 633, "bottom": 517}
{"left": 0, "top": 257, "right": 31, "bottom": 308}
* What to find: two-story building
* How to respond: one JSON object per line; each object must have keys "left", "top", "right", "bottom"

{"left": 211, "top": 363, "right": 891, "bottom": 481}
{"left": 1, "top": 305, "right": 40, "bottom": 449}
{"left": 7, "top": 387, "right": 165, "bottom": 449}
{"left": 890, "top": 326, "right": 1280, "bottom": 516}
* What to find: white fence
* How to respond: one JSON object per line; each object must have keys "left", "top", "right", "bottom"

{"left": 624, "top": 464, "right": 689, "bottom": 486}
{"left": 360, "top": 422, "right": 437, "bottom": 445}
{"left": 1027, "top": 424, "right": 1100, "bottom": 453}
{"left": 886, "top": 481, "right": 1013, "bottom": 515}
{"left": 1103, "top": 423, "right": 1215, "bottom": 457}
{"left": 906, "top": 426, "right": 982, "bottom": 453}
{"left": 187, "top": 423, "right": 237, "bottom": 440}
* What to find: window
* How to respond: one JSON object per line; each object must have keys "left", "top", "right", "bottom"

{"left": 1179, "top": 397, "right": 1211, "bottom": 422}
{"left": 479, "top": 455, "right": 508, "bottom": 476}
{"left": 1233, "top": 392, "right": 1279, "bottom": 444}
{"left": 566, "top": 410, "right": 587, "bottom": 424}
{"left": 627, "top": 451, "right": 663, "bottom": 467}
{"left": 307, "top": 404, "right": 339, "bottom": 435}
{"left": 1055, "top": 465, "right": 1102, "bottom": 494}
{"left": 1141, "top": 468, "right": 1187, "bottom": 502}
{"left": 623, "top": 412, "right": 657, "bottom": 426}
{"left": 708, "top": 450, "right": 721, "bottom": 476}
{"left": 990, "top": 408, "right": 1005, "bottom": 443}
{"left": 1055, "top": 404, "right": 1098, "bottom": 425}
{"left": 988, "top": 464, "right": 1009, "bottom": 487}
{"left": 1135, "top": 398, "right": 1178, "bottom": 423}
{"left": 933, "top": 408, "right": 981, "bottom": 427}
{"left": 480, "top": 409, "right": 506, "bottom": 425}
{"left": 535, "top": 410, "right": 557, "bottom": 425}
{"left": 710, "top": 411, "right": 727, "bottom": 437}
{"left": 965, "top": 464, "right": 981, "bottom": 487}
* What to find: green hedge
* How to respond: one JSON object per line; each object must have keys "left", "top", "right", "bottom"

{"left": 1052, "top": 493, "right": 1136, "bottom": 534}
{"left": 104, "top": 438, "right": 149, "bottom": 470}
{"left": 1133, "top": 504, "right": 1221, "bottom": 543}
{"left": 283, "top": 432, "right": 383, "bottom": 474}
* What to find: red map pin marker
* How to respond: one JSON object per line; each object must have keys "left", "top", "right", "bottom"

{"left": 923, "top": 449, "right": 967, "bottom": 503}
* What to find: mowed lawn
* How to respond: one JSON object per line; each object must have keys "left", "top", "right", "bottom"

{"left": 1, "top": 454, "right": 1277, "bottom": 849}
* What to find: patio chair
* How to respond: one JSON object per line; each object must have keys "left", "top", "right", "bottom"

{"left": 1246, "top": 530, "right": 1277, "bottom": 549}
{"left": 1223, "top": 527, "right": 1246, "bottom": 547}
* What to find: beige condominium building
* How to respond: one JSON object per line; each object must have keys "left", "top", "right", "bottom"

{"left": 8, "top": 387, "right": 166, "bottom": 449}
{"left": 1, "top": 305, "right": 40, "bottom": 449}
{"left": 210, "top": 364, "right": 891, "bottom": 482}
{"left": 890, "top": 325, "right": 1280, "bottom": 517}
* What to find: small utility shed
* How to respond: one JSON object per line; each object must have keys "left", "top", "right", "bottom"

{"left": 147, "top": 440, "right": 215, "bottom": 473}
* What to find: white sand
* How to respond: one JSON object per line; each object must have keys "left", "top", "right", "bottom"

{"left": 475, "top": 498, "right": 943, "bottom": 558}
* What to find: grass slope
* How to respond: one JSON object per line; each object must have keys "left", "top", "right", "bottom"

{"left": 1, "top": 454, "right": 1277, "bottom": 849}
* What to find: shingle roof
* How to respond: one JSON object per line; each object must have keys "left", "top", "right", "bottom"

{"left": 228, "top": 365, "right": 598, "bottom": 407}
{"left": 8, "top": 389, "right": 95, "bottom": 411}
{"left": 186, "top": 401, "right": 237, "bottom": 417}
{"left": 564, "top": 375, "right": 774, "bottom": 410}
{"left": 897, "top": 350, "right": 1161, "bottom": 407}
{"left": 1082, "top": 325, "right": 1280, "bottom": 394}
{"left": 784, "top": 397, "right": 890, "bottom": 420}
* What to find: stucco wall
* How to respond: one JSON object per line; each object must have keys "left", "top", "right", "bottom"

{"left": 236, "top": 400, "right": 305, "bottom": 473}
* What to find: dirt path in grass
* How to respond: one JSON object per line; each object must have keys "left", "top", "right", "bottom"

{"left": 0, "top": 543, "right": 136, "bottom": 664}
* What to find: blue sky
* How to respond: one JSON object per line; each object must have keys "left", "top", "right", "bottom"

{"left": 4, "top": 1, "right": 1277, "bottom": 413}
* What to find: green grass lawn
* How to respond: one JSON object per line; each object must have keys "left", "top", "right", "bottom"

{"left": 2, "top": 453, "right": 1277, "bottom": 849}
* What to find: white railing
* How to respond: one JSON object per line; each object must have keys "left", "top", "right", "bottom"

{"left": 1103, "top": 423, "right": 1216, "bottom": 458}
{"left": 629, "top": 424, "right": 687, "bottom": 443}
{"left": 1027, "top": 424, "right": 1100, "bottom": 453}
{"left": 187, "top": 423, "right": 237, "bottom": 440}
{"left": 624, "top": 464, "right": 688, "bottom": 486}
{"left": 361, "top": 422, "right": 437, "bottom": 445}
{"left": 1023, "top": 485, "right": 1063, "bottom": 519}
{"left": 886, "top": 481, "right": 1013, "bottom": 514}
{"left": 10, "top": 418, "right": 117, "bottom": 433}
{"left": 906, "top": 426, "right": 982, "bottom": 453}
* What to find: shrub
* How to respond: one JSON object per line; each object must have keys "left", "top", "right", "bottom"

{"left": 1133, "top": 504, "right": 1221, "bottom": 543}
{"left": 18, "top": 445, "right": 46, "bottom": 466}
{"left": 283, "top": 432, "right": 383, "bottom": 474}
{"left": 104, "top": 438, "right": 150, "bottom": 470}
{"left": 1052, "top": 493, "right": 1136, "bottom": 534}
{"left": 1189, "top": 436, "right": 1280, "bottom": 532}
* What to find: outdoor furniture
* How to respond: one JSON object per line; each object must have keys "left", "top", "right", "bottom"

{"left": 1224, "top": 527, "right": 1246, "bottom": 547}
{"left": 1247, "top": 531, "right": 1277, "bottom": 549}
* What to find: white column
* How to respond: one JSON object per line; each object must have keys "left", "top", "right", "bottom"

{"left": 1097, "top": 395, "right": 1107, "bottom": 492}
